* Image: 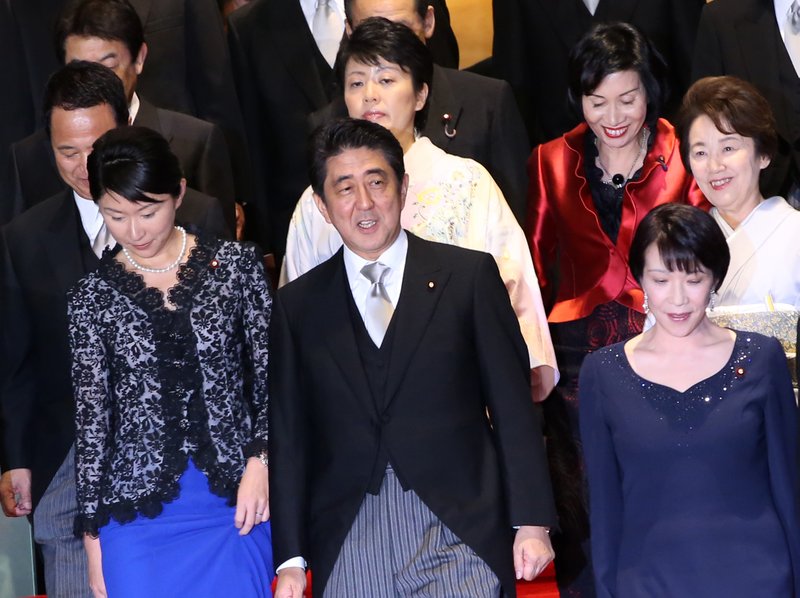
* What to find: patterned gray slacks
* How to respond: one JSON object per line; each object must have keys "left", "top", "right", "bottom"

{"left": 33, "top": 445, "right": 92, "bottom": 598}
{"left": 324, "top": 466, "right": 502, "bottom": 598}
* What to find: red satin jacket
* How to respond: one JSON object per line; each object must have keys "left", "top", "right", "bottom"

{"left": 526, "top": 119, "right": 708, "bottom": 323}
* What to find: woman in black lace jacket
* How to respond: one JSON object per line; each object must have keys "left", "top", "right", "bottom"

{"left": 68, "top": 126, "right": 273, "bottom": 597}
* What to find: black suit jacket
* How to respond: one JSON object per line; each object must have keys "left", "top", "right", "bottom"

{"left": 692, "top": 0, "right": 800, "bottom": 198}
{"left": 0, "top": 188, "right": 228, "bottom": 507}
{"left": 309, "top": 65, "right": 530, "bottom": 223}
{"left": 492, "top": 0, "right": 704, "bottom": 144}
{"left": 6, "top": 102, "right": 235, "bottom": 230}
{"left": 269, "top": 234, "right": 556, "bottom": 596}
{"left": 226, "top": 0, "right": 463, "bottom": 255}
{"left": 0, "top": 0, "right": 36, "bottom": 204}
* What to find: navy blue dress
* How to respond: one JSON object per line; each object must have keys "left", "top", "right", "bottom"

{"left": 579, "top": 332, "right": 800, "bottom": 597}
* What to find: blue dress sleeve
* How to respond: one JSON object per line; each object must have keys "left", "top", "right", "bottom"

{"left": 763, "top": 337, "right": 800, "bottom": 592}
{"left": 579, "top": 351, "right": 622, "bottom": 598}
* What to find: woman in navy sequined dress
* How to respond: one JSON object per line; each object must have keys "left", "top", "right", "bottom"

{"left": 579, "top": 204, "right": 800, "bottom": 597}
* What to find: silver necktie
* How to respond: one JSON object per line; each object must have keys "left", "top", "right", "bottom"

{"left": 361, "top": 262, "right": 394, "bottom": 347}
{"left": 312, "top": 0, "right": 343, "bottom": 68}
{"left": 787, "top": 2, "right": 800, "bottom": 76}
{"left": 791, "top": 0, "right": 800, "bottom": 30}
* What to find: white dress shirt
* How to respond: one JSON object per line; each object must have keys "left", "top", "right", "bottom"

{"left": 73, "top": 191, "right": 105, "bottom": 246}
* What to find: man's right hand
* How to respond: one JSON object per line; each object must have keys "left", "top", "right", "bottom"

{"left": 0, "top": 468, "right": 32, "bottom": 517}
{"left": 274, "top": 567, "right": 306, "bottom": 598}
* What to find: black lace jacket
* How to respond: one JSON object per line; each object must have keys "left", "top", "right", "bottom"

{"left": 67, "top": 236, "right": 271, "bottom": 536}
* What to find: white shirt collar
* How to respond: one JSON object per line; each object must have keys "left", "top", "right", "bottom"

{"left": 129, "top": 91, "right": 140, "bottom": 124}
{"left": 72, "top": 190, "right": 104, "bottom": 242}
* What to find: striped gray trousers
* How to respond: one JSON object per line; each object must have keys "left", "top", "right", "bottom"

{"left": 324, "top": 466, "right": 502, "bottom": 597}
{"left": 33, "top": 444, "right": 92, "bottom": 598}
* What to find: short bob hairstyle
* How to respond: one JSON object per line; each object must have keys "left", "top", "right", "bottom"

{"left": 88, "top": 126, "right": 184, "bottom": 204}
{"left": 309, "top": 118, "right": 405, "bottom": 201}
{"left": 335, "top": 17, "right": 433, "bottom": 131}
{"left": 629, "top": 204, "right": 730, "bottom": 292}
{"left": 567, "top": 22, "right": 667, "bottom": 132}
{"left": 675, "top": 76, "right": 778, "bottom": 169}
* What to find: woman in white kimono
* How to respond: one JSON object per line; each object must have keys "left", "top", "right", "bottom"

{"left": 675, "top": 76, "right": 800, "bottom": 371}
{"left": 676, "top": 76, "right": 800, "bottom": 310}
{"left": 281, "top": 17, "right": 557, "bottom": 401}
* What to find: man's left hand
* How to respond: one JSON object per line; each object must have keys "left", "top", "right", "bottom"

{"left": 513, "top": 525, "right": 554, "bottom": 580}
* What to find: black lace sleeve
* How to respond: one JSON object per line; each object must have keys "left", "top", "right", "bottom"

{"left": 68, "top": 277, "right": 112, "bottom": 537}
{"left": 239, "top": 243, "right": 272, "bottom": 458}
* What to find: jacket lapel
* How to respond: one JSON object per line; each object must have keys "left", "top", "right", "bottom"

{"left": 384, "top": 235, "right": 450, "bottom": 407}
{"left": 42, "top": 191, "right": 89, "bottom": 293}
{"left": 132, "top": 97, "right": 172, "bottom": 143}
{"left": 269, "top": 0, "right": 333, "bottom": 109}
{"left": 736, "top": 6, "right": 790, "bottom": 134}
{"left": 424, "top": 66, "right": 463, "bottom": 151}
{"left": 317, "top": 251, "right": 378, "bottom": 413}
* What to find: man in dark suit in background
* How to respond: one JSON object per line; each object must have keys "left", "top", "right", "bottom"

{"left": 492, "top": 0, "right": 705, "bottom": 145}
{"left": 308, "top": 0, "right": 531, "bottom": 223}
{"left": 7, "top": 0, "right": 237, "bottom": 232}
{"left": 269, "top": 118, "right": 556, "bottom": 597}
{"left": 2, "top": 0, "right": 250, "bottom": 203}
{"left": 226, "top": 0, "right": 462, "bottom": 258}
{"left": 692, "top": 0, "right": 800, "bottom": 202}
{"left": 0, "top": 61, "right": 227, "bottom": 597}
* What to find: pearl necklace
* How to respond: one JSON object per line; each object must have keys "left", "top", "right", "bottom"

{"left": 596, "top": 128, "right": 649, "bottom": 189}
{"left": 122, "top": 226, "right": 187, "bottom": 274}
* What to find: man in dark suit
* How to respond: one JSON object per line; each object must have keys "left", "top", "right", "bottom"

{"left": 0, "top": 61, "right": 227, "bottom": 597}
{"left": 307, "top": 0, "right": 531, "bottom": 223}
{"left": 226, "top": 0, "right": 467, "bottom": 258}
{"left": 269, "top": 118, "right": 556, "bottom": 597}
{"left": 492, "top": 0, "right": 705, "bottom": 145}
{"left": 6, "top": 0, "right": 237, "bottom": 232}
{"left": 692, "top": 0, "right": 800, "bottom": 201}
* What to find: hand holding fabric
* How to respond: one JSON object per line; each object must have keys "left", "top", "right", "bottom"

{"left": 235, "top": 457, "right": 269, "bottom": 535}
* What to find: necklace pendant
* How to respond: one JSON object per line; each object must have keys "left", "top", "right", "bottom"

{"left": 611, "top": 173, "right": 625, "bottom": 188}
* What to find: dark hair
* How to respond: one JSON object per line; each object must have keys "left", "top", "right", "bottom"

{"left": 568, "top": 22, "right": 667, "bottom": 131}
{"left": 629, "top": 204, "right": 729, "bottom": 291}
{"left": 309, "top": 118, "right": 405, "bottom": 200}
{"left": 343, "top": 0, "right": 428, "bottom": 23}
{"left": 88, "top": 126, "right": 183, "bottom": 203}
{"left": 336, "top": 17, "right": 433, "bottom": 130}
{"left": 43, "top": 60, "right": 129, "bottom": 137}
{"left": 55, "top": 0, "right": 144, "bottom": 65}
{"left": 675, "top": 76, "right": 778, "bottom": 169}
